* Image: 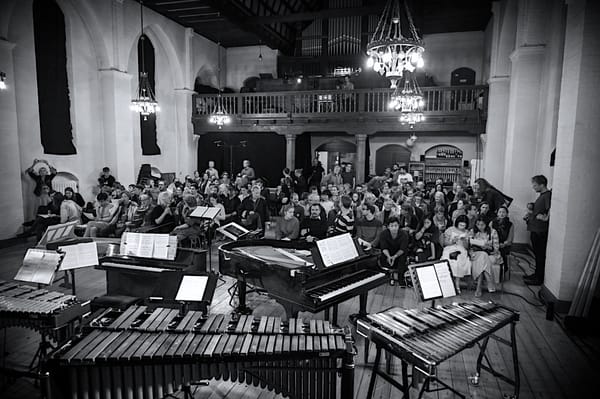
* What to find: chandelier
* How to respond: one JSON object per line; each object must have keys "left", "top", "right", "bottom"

{"left": 130, "top": 1, "right": 159, "bottom": 119}
{"left": 366, "top": 0, "right": 424, "bottom": 88}
{"left": 388, "top": 72, "right": 425, "bottom": 126}
{"left": 209, "top": 42, "right": 231, "bottom": 129}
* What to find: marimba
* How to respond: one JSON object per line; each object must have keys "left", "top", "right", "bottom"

{"left": 0, "top": 279, "right": 90, "bottom": 341}
{"left": 357, "top": 301, "right": 520, "bottom": 399}
{"left": 48, "top": 306, "right": 355, "bottom": 399}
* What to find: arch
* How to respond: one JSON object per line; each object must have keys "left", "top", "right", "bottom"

{"left": 450, "top": 67, "right": 476, "bottom": 86}
{"left": 375, "top": 144, "right": 411, "bottom": 175}
{"left": 315, "top": 139, "right": 356, "bottom": 153}
{"left": 129, "top": 24, "right": 185, "bottom": 89}
{"left": 424, "top": 144, "right": 463, "bottom": 158}
{"left": 56, "top": 0, "right": 110, "bottom": 69}
{"left": 195, "top": 65, "right": 218, "bottom": 91}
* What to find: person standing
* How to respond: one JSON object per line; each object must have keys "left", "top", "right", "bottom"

{"left": 205, "top": 161, "right": 219, "bottom": 180}
{"left": 524, "top": 175, "right": 551, "bottom": 285}
{"left": 308, "top": 158, "right": 324, "bottom": 190}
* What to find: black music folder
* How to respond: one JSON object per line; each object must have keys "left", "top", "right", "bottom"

{"left": 408, "top": 260, "right": 457, "bottom": 302}
{"left": 190, "top": 206, "right": 221, "bottom": 220}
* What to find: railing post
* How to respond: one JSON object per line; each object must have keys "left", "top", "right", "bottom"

{"left": 358, "top": 91, "right": 365, "bottom": 112}
{"left": 237, "top": 95, "right": 243, "bottom": 115}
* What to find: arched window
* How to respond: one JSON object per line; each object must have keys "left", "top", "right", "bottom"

{"left": 138, "top": 34, "right": 161, "bottom": 155}
{"left": 32, "top": 0, "right": 76, "bottom": 154}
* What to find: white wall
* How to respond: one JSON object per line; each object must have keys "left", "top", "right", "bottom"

{"left": 225, "top": 45, "right": 278, "bottom": 92}
{"left": 422, "top": 31, "right": 486, "bottom": 86}
{"left": 0, "top": 0, "right": 222, "bottom": 237}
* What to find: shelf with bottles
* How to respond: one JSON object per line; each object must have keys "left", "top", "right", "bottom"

{"left": 424, "top": 145, "right": 464, "bottom": 160}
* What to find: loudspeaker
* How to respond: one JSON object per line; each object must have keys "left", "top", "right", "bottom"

{"left": 463, "top": 160, "right": 470, "bottom": 168}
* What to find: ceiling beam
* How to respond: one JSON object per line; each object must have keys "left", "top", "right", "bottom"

{"left": 203, "top": 0, "right": 295, "bottom": 53}
{"left": 248, "top": 5, "right": 383, "bottom": 23}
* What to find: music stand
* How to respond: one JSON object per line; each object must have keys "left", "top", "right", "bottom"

{"left": 56, "top": 241, "right": 99, "bottom": 295}
{"left": 408, "top": 260, "right": 457, "bottom": 307}
{"left": 190, "top": 207, "right": 222, "bottom": 272}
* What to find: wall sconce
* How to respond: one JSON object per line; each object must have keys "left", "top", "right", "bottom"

{"left": 0, "top": 72, "right": 7, "bottom": 90}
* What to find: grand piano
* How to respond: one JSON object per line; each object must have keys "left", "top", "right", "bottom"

{"left": 219, "top": 234, "right": 386, "bottom": 324}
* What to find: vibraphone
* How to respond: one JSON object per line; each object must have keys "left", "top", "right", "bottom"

{"left": 357, "top": 301, "right": 520, "bottom": 399}
{"left": 0, "top": 279, "right": 91, "bottom": 342}
{"left": 48, "top": 305, "right": 356, "bottom": 399}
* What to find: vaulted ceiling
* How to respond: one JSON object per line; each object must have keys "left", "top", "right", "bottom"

{"left": 138, "top": 0, "right": 492, "bottom": 55}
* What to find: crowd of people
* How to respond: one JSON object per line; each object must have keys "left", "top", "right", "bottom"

{"left": 22, "top": 157, "right": 551, "bottom": 295}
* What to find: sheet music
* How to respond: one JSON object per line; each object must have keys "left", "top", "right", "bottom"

{"left": 14, "top": 249, "right": 61, "bottom": 285}
{"left": 121, "top": 232, "right": 176, "bottom": 260}
{"left": 58, "top": 242, "right": 99, "bottom": 270}
{"left": 175, "top": 275, "right": 209, "bottom": 302}
{"left": 152, "top": 234, "right": 170, "bottom": 259}
{"left": 190, "top": 206, "right": 221, "bottom": 220}
{"left": 167, "top": 235, "right": 178, "bottom": 260}
{"left": 137, "top": 234, "right": 155, "bottom": 258}
{"left": 416, "top": 266, "right": 443, "bottom": 300}
{"left": 316, "top": 233, "right": 358, "bottom": 267}
{"left": 125, "top": 232, "right": 141, "bottom": 256}
{"left": 434, "top": 262, "right": 457, "bottom": 298}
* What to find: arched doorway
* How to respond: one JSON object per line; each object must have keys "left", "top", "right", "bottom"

{"left": 315, "top": 139, "right": 357, "bottom": 174}
{"left": 375, "top": 144, "right": 411, "bottom": 175}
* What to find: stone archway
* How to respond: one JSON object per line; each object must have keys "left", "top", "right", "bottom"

{"left": 375, "top": 144, "right": 411, "bottom": 175}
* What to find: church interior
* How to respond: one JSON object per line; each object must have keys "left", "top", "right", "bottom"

{"left": 0, "top": 0, "right": 599, "bottom": 398}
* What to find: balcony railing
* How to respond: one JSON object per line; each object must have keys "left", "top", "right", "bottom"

{"left": 193, "top": 85, "right": 488, "bottom": 120}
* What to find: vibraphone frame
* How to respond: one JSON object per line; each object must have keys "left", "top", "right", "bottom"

{"left": 48, "top": 306, "right": 357, "bottom": 399}
{"left": 360, "top": 303, "right": 520, "bottom": 399}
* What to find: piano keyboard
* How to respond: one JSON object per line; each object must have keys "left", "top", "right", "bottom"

{"left": 49, "top": 306, "right": 356, "bottom": 399}
{"left": 307, "top": 270, "right": 386, "bottom": 303}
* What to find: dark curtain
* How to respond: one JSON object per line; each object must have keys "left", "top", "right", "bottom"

{"left": 33, "top": 0, "right": 76, "bottom": 155}
{"left": 295, "top": 132, "right": 312, "bottom": 173}
{"left": 138, "top": 35, "right": 161, "bottom": 155}
{"left": 197, "top": 133, "right": 285, "bottom": 186}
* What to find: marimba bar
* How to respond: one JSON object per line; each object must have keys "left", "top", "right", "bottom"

{"left": 357, "top": 301, "right": 520, "bottom": 399}
{"left": 48, "top": 306, "right": 356, "bottom": 399}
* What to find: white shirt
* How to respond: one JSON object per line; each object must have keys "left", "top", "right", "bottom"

{"left": 397, "top": 172, "right": 414, "bottom": 184}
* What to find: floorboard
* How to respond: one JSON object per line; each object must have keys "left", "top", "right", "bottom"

{"left": 0, "top": 237, "right": 598, "bottom": 398}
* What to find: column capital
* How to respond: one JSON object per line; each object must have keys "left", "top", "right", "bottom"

{"left": 98, "top": 68, "right": 132, "bottom": 79}
{"left": 509, "top": 45, "right": 546, "bottom": 62}
{"left": 488, "top": 75, "right": 510, "bottom": 84}
{"left": 355, "top": 133, "right": 368, "bottom": 141}
{"left": 285, "top": 133, "right": 297, "bottom": 140}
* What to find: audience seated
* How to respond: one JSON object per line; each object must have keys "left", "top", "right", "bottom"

{"left": 470, "top": 217, "right": 499, "bottom": 296}
{"left": 441, "top": 215, "right": 472, "bottom": 293}
{"left": 275, "top": 207, "right": 300, "bottom": 240}
{"left": 84, "top": 192, "right": 117, "bottom": 237}
{"left": 28, "top": 159, "right": 519, "bottom": 300}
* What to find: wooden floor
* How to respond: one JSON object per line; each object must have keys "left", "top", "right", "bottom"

{"left": 1, "top": 238, "right": 598, "bottom": 399}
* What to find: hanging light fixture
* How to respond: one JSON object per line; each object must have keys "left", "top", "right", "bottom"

{"left": 0, "top": 72, "right": 6, "bottom": 90}
{"left": 366, "top": 0, "right": 425, "bottom": 88}
{"left": 388, "top": 72, "right": 425, "bottom": 127}
{"left": 208, "top": 42, "right": 231, "bottom": 129}
{"left": 130, "top": 0, "right": 159, "bottom": 119}
{"left": 258, "top": 43, "right": 263, "bottom": 61}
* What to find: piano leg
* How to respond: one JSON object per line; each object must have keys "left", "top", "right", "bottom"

{"left": 332, "top": 305, "right": 338, "bottom": 326}
{"left": 235, "top": 280, "right": 253, "bottom": 315}
{"left": 359, "top": 293, "right": 368, "bottom": 317}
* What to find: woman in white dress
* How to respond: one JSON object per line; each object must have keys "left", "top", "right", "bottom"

{"left": 441, "top": 215, "right": 471, "bottom": 293}
{"left": 470, "top": 217, "right": 499, "bottom": 296}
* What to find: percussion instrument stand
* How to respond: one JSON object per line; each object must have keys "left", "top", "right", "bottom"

{"left": 28, "top": 332, "right": 54, "bottom": 375}
{"left": 165, "top": 381, "right": 209, "bottom": 399}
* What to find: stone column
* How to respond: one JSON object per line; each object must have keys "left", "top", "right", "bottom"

{"left": 285, "top": 133, "right": 296, "bottom": 171}
{"left": 174, "top": 88, "right": 196, "bottom": 176}
{"left": 0, "top": 39, "right": 25, "bottom": 238}
{"left": 482, "top": 0, "right": 517, "bottom": 184}
{"left": 502, "top": 45, "right": 546, "bottom": 243}
{"left": 483, "top": 76, "right": 510, "bottom": 183}
{"left": 99, "top": 69, "right": 136, "bottom": 185}
{"left": 355, "top": 134, "right": 367, "bottom": 183}
{"left": 544, "top": 0, "right": 600, "bottom": 304}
